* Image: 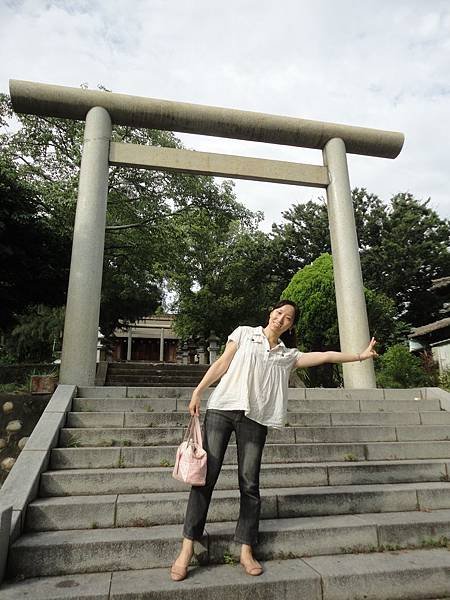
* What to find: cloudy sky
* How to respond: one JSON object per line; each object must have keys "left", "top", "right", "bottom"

{"left": 1, "top": 0, "right": 449, "bottom": 230}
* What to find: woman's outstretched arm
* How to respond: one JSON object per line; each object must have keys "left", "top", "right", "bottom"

{"left": 295, "top": 337, "right": 378, "bottom": 369}
{"left": 188, "top": 340, "right": 238, "bottom": 415}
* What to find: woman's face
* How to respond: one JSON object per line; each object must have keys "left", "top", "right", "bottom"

{"left": 267, "top": 304, "right": 296, "bottom": 335}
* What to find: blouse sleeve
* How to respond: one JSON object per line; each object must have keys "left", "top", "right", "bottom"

{"left": 291, "top": 348, "right": 303, "bottom": 367}
{"left": 227, "top": 326, "right": 244, "bottom": 349}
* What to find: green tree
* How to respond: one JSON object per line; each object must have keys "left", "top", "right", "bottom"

{"left": 362, "top": 193, "right": 450, "bottom": 327}
{"left": 281, "top": 253, "right": 408, "bottom": 387}
{"left": 0, "top": 91, "right": 258, "bottom": 346}
{"left": 172, "top": 225, "right": 284, "bottom": 341}
{"left": 375, "top": 343, "right": 433, "bottom": 388}
{"left": 0, "top": 158, "right": 70, "bottom": 330}
{"left": 271, "top": 199, "right": 330, "bottom": 280}
{"left": 272, "top": 189, "right": 450, "bottom": 328}
{"left": 5, "top": 305, "right": 65, "bottom": 363}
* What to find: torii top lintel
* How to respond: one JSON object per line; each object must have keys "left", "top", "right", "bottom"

{"left": 9, "top": 79, "right": 404, "bottom": 159}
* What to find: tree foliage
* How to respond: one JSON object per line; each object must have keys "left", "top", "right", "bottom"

{"left": 363, "top": 193, "right": 450, "bottom": 327}
{"left": 281, "top": 253, "right": 408, "bottom": 386}
{"left": 272, "top": 189, "right": 450, "bottom": 327}
{"left": 0, "top": 91, "right": 257, "bottom": 343}
{"left": 172, "top": 225, "right": 284, "bottom": 340}
{"left": 5, "top": 305, "right": 65, "bottom": 363}
{"left": 375, "top": 343, "right": 434, "bottom": 388}
{"left": 0, "top": 158, "right": 70, "bottom": 330}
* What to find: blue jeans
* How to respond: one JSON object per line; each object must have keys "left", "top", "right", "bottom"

{"left": 182, "top": 409, "right": 268, "bottom": 546}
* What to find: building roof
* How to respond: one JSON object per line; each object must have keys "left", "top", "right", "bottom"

{"left": 409, "top": 317, "right": 450, "bottom": 338}
{"left": 431, "top": 276, "right": 450, "bottom": 290}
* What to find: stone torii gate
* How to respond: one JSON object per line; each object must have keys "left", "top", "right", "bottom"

{"left": 9, "top": 80, "right": 404, "bottom": 389}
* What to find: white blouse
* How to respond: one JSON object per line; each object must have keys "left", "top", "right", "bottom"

{"left": 206, "top": 325, "right": 302, "bottom": 428}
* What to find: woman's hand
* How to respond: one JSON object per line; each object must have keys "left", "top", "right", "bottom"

{"left": 188, "top": 389, "right": 203, "bottom": 416}
{"left": 359, "top": 337, "right": 379, "bottom": 361}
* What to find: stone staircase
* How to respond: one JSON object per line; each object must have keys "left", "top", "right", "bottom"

{"left": 104, "top": 362, "right": 210, "bottom": 387}
{"left": 2, "top": 386, "right": 450, "bottom": 598}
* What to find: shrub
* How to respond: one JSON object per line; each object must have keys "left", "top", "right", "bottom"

{"left": 376, "top": 344, "right": 433, "bottom": 388}
{"left": 440, "top": 369, "right": 450, "bottom": 392}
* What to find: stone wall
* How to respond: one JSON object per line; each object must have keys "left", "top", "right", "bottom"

{"left": 0, "top": 393, "right": 50, "bottom": 487}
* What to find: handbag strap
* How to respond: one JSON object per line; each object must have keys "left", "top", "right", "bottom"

{"left": 192, "top": 414, "right": 203, "bottom": 448}
{"left": 184, "top": 414, "right": 203, "bottom": 449}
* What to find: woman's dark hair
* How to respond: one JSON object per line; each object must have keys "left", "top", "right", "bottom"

{"left": 266, "top": 299, "right": 299, "bottom": 348}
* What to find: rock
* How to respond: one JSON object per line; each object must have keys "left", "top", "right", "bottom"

{"left": 2, "top": 401, "right": 14, "bottom": 414}
{"left": 0, "top": 438, "right": 6, "bottom": 449}
{"left": 1, "top": 457, "right": 15, "bottom": 471}
{"left": 18, "top": 437, "right": 29, "bottom": 450}
{"left": 6, "top": 420, "right": 22, "bottom": 433}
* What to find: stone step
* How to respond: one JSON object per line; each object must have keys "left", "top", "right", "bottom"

{"left": 50, "top": 440, "right": 450, "bottom": 469}
{"left": 24, "top": 482, "right": 450, "bottom": 531}
{"left": 10, "top": 508, "right": 450, "bottom": 578}
{"left": 58, "top": 424, "right": 450, "bottom": 448}
{"left": 73, "top": 397, "right": 183, "bottom": 413}
{"left": 76, "top": 386, "right": 434, "bottom": 401}
{"left": 67, "top": 410, "right": 430, "bottom": 428}
{"left": 108, "top": 364, "right": 209, "bottom": 372}
{"left": 106, "top": 372, "right": 204, "bottom": 379}
{"left": 105, "top": 382, "right": 204, "bottom": 390}
{"left": 105, "top": 373, "right": 209, "bottom": 381}
{"left": 39, "top": 460, "right": 450, "bottom": 497}
{"left": 106, "top": 376, "right": 206, "bottom": 386}
{"left": 102, "top": 380, "right": 206, "bottom": 388}
{"left": 77, "top": 386, "right": 436, "bottom": 402}
{"left": 77, "top": 387, "right": 196, "bottom": 398}
{"left": 421, "top": 411, "right": 450, "bottom": 424}
{"left": 72, "top": 396, "right": 442, "bottom": 413}
{"left": 302, "top": 547, "right": 450, "bottom": 600}
{"left": 61, "top": 425, "right": 395, "bottom": 447}
{"left": 0, "top": 571, "right": 112, "bottom": 599}
{"left": 107, "top": 371, "right": 209, "bottom": 377}
{"left": 67, "top": 410, "right": 334, "bottom": 428}
{"left": 4, "top": 547, "right": 450, "bottom": 600}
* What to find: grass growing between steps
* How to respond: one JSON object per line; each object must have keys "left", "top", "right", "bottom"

{"left": 108, "top": 439, "right": 133, "bottom": 447}
{"left": 340, "top": 537, "right": 450, "bottom": 555}
{"left": 271, "top": 550, "right": 300, "bottom": 560}
{"left": 200, "top": 537, "right": 450, "bottom": 567}
{"left": 65, "top": 434, "right": 81, "bottom": 448}
{"left": 222, "top": 551, "right": 237, "bottom": 565}
{"left": 343, "top": 453, "right": 358, "bottom": 461}
{"left": 420, "top": 536, "right": 450, "bottom": 548}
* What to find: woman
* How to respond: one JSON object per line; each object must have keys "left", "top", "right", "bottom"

{"left": 170, "top": 299, "right": 378, "bottom": 581}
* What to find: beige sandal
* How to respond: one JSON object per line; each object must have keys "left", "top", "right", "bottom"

{"left": 170, "top": 562, "right": 188, "bottom": 581}
{"left": 240, "top": 558, "right": 263, "bottom": 576}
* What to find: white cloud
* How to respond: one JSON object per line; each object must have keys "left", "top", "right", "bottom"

{"left": 1, "top": 0, "right": 449, "bottom": 229}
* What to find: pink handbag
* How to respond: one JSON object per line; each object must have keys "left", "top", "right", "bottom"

{"left": 172, "top": 414, "right": 207, "bottom": 486}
